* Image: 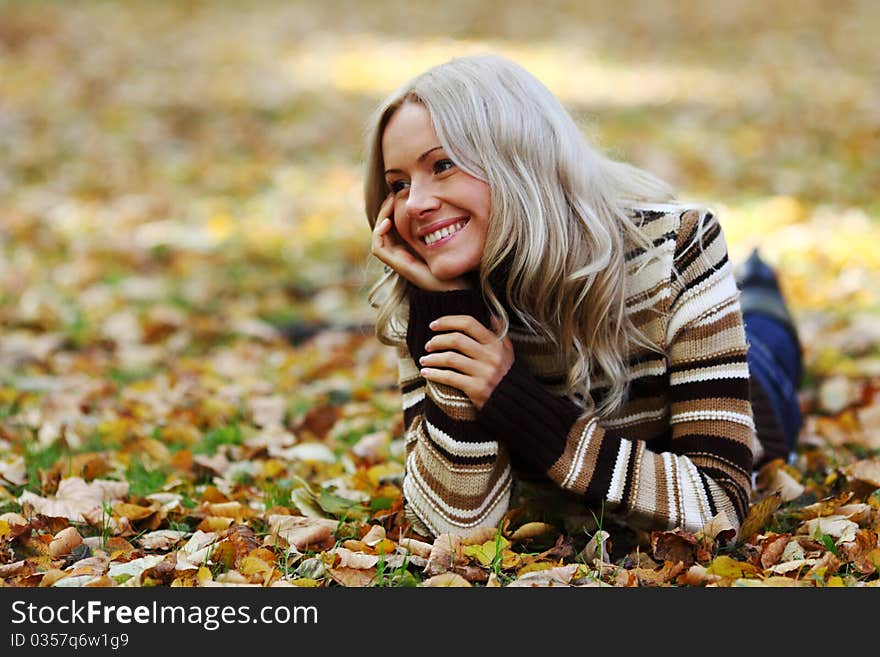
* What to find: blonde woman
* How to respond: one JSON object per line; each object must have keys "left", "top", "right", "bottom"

{"left": 364, "top": 54, "right": 802, "bottom": 540}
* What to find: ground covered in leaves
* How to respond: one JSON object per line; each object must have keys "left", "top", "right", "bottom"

{"left": 1, "top": 0, "right": 879, "bottom": 587}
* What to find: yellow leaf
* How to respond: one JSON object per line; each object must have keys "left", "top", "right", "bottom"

{"left": 197, "top": 566, "right": 213, "bottom": 586}
{"left": 112, "top": 502, "right": 156, "bottom": 521}
{"left": 240, "top": 556, "right": 273, "bottom": 577}
{"left": 826, "top": 576, "right": 845, "bottom": 587}
{"left": 366, "top": 462, "right": 404, "bottom": 487}
{"left": 373, "top": 539, "right": 396, "bottom": 555}
{"left": 517, "top": 561, "right": 555, "bottom": 577}
{"left": 509, "top": 522, "right": 556, "bottom": 542}
{"left": 739, "top": 491, "right": 782, "bottom": 542}
{"left": 288, "top": 578, "right": 319, "bottom": 587}
{"left": 463, "top": 536, "right": 510, "bottom": 567}
{"left": 262, "top": 459, "right": 287, "bottom": 479}
{"left": 706, "top": 555, "right": 759, "bottom": 579}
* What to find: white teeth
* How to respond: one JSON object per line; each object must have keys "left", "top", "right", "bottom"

{"left": 423, "top": 221, "right": 466, "bottom": 245}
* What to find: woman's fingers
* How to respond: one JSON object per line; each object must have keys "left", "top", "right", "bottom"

{"left": 427, "top": 315, "right": 499, "bottom": 346}
{"left": 424, "top": 331, "right": 485, "bottom": 360}
{"left": 419, "top": 350, "right": 483, "bottom": 376}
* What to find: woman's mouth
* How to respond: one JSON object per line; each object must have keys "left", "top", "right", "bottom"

{"left": 421, "top": 218, "right": 469, "bottom": 246}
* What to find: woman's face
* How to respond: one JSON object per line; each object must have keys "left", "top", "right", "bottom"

{"left": 381, "top": 102, "right": 491, "bottom": 282}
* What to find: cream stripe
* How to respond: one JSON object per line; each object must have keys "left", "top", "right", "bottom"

{"left": 603, "top": 408, "right": 667, "bottom": 428}
{"left": 426, "top": 380, "right": 472, "bottom": 407}
{"left": 561, "top": 420, "right": 599, "bottom": 490}
{"left": 670, "top": 363, "right": 750, "bottom": 384}
{"left": 405, "top": 453, "right": 511, "bottom": 525}
{"left": 678, "top": 456, "right": 713, "bottom": 532}
{"left": 667, "top": 274, "right": 737, "bottom": 338}
{"left": 424, "top": 420, "right": 499, "bottom": 458}
{"left": 670, "top": 410, "right": 755, "bottom": 429}
{"left": 401, "top": 388, "right": 424, "bottom": 410}
{"left": 663, "top": 452, "right": 679, "bottom": 527}
{"left": 607, "top": 439, "right": 633, "bottom": 504}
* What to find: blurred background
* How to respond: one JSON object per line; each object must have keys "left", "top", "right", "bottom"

{"left": 1, "top": 0, "right": 879, "bottom": 463}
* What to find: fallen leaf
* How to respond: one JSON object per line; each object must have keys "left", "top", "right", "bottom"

{"left": 759, "top": 534, "right": 792, "bottom": 569}
{"left": 18, "top": 478, "right": 129, "bottom": 522}
{"left": 508, "top": 564, "right": 579, "bottom": 587}
{"left": 424, "top": 533, "right": 464, "bottom": 576}
{"left": 328, "top": 566, "right": 376, "bottom": 587}
{"left": 268, "top": 515, "right": 336, "bottom": 551}
{"left": 419, "top": 573, "right": 472, "bottom": 587}
{"left": 509, "top": 522, "right": 557, "bottom": 542}
{"left": 799, "top": 515, "right": 859, "bottom": 543}
{"left": 705, "top": 555, "right": 759, "bottom": 579}
{"left": 397, "top": 537, "right": 433, "bottom": 558}
{"left": 651, "top": 528, "right": 697, "bottom": 566}
{"left": 844, "top": 458, "right": 880, "bottom": 489}
{"left": 333, "top": 547, "right": 379, "bottom": 569}
{"left": 738, "top": 491, "right": 782, "bottom": 542}
{"left": 48, "top": 527, "right": 83, "bottom": 558}
{"left": 361, "top": 524, "right": 386, "bottom": 546}
{"left": 137, "top": 530, "right": 188, "bottom": 551}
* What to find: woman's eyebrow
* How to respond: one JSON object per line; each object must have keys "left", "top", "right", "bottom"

{"left": 384, "top": 146, "right": 443, "bottom": 175}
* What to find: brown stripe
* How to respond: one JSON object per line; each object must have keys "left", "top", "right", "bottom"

{"left": 411, "top": 435, "right": 510, "bottom": 511}
{"left": 548, "top": 418, "right": 605, "bottom": 495}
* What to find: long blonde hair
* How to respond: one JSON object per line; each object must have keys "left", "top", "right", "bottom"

{"left": 364, "top": 54, "right": 677, "bottom": 416}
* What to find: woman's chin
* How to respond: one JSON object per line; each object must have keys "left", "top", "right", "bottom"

{"left": 429, "top": 264, "right": 471, "bottom": 283}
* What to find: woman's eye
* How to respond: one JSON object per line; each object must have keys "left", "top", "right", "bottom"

{"left": 434, "top": 159, "right": 455, "bottom": 174}
{"left": 388, "top": 180, "right": 409, "bottom": 194}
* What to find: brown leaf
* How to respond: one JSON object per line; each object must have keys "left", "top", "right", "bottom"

{"left": 112, "top": 502, "right": 156, "bottom": 522}
{"left": 838, "top": 529, "right": 879, "bottom": 574}
{"left": 267, "top": 514, "right": 337, "bottom": 550}
{"left": 536, "top": 534, "right": 575, "bottom": 562}
{"left": 759, "top": 534, "right": 792, "bottom": 569}
{"left": 424, "top": 533, "right": 464, "bottom": 576}
{"left": 738, "top": 491, "right": 782, "bottom": 542}
{"left": 300, "top": 404, "right": 341, "bottom": 439}
{"left": 651, "top": 528, "right": 698, "bottom": 566}
{"left": 142, "top": 554, "right": 178, "bottom": 586}
{"left": 789, "top": 491, "right": 854, "bottom": 520}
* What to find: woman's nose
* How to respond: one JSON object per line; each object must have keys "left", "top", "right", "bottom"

{"left": 405, "top": 179, "right": 441, "bottom": 216}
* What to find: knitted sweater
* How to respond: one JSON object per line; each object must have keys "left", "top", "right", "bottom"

{"left": 398, "top": 207, "right": 756, "bottom": 538}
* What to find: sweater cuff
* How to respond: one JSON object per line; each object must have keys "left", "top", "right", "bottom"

{"left": 477, "top": 359, "right": 583, "bottom": 473}
{"left": 406, "top": 286, "right": 491, "bottom": 363}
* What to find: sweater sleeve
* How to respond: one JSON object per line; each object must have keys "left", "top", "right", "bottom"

{"left": 477, "top": 210, "right": 754, "bottom": 534}
{"left": 397, "top": 286, "right": 513, "bottom": 538}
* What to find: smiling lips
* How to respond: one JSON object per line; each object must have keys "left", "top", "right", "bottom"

{"left": 421, "top": 218, "right": 469, "bottom": 246}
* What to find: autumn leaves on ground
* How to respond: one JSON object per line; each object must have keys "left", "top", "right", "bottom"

{"left": 1, "top": 1, "right": 879, "bottom": 588}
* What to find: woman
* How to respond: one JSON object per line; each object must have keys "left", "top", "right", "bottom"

{"left": 364, "top": 54, "right": 802, "bottom": 539}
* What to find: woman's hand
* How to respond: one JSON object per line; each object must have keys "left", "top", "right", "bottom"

{"left": 372, "top": 194, "right": 469, "bottom": 292}
{"left": 418, "top": 315, "right": 514, "bottom": 409}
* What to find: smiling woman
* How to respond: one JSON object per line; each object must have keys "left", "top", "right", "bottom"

{"left": 379, "top": 102, "right": 491, "bottom": 284}
{"left": 362, "top": 54, "right": 803, "bottom": 541}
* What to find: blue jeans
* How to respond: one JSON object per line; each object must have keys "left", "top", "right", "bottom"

{"left": 743, "top": 312, "right": 803, "bottom": 460}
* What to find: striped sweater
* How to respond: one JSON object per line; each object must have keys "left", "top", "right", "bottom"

{"left": 398, "top": 207, "right": 756, "bottom": 538}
